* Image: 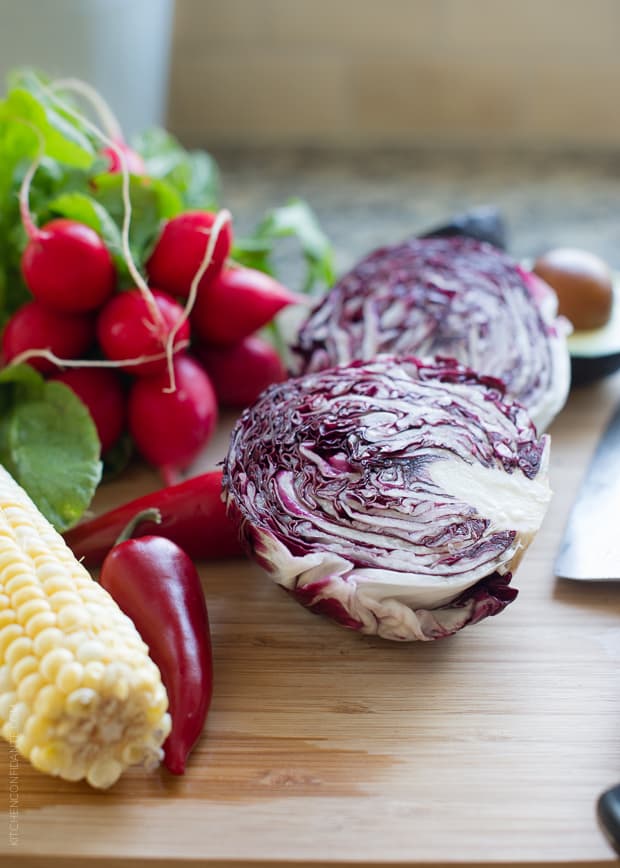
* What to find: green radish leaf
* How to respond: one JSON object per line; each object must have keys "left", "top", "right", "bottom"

{"left": 0, "top": 363, "right": 46, "bottom": 414}
{"left": 32, "top": 159, "right": 96, "bottom": 204}
{"left": 182, "top": 151, "right": 220, "bottom": 209}
{"left": 91, "top": 172, "right": 184, "bottom": 269}
{"left": 7, "top": 69, "right": 100, "bottom": 162}
{"left": 0, "top": 65, "right": 336, "bottom": 532}
{"left": 0, "top": 118, "right": 38, "bottom": 313}
{"left": 1, "top": 87, "right": 95, "bottom": 168}
{"left": 231, "top": 236, "right": 276, "bottom": 275}
{"left": 102, "top": 431, "right": 135, "bottom": 481}
{"left": 251, "top": 198, "right": 336, "bottom": 294}
{"left": 132, "top": 126, "right": 182, "bottom": 159}
{"left": 149, "top": 177, "right": 185, "bottom": 220}
{"left": 0, "top": 219, "right": 30, "bottom": 322}
{"left": 0, "top": 380, "right": 102, "bottom": 531}
{"left": 133, "top": 127, "right": 220, "bottom": 209}
{"left": 47, "top": 191, "right": 124, "bottom": 268}
{"left": 0, "top": 113, "right": 39, "bottom": 200}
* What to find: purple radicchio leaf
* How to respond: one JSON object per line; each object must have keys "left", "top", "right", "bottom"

{"left": 290, "top": 236, "right": 570, "bottom": 432}
{"left": 222, "top": 356, "right": 551, "bottom": 641}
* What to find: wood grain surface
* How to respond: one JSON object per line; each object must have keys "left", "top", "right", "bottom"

{"left": 1, "top": 376, "right": 620, "bottom": 867}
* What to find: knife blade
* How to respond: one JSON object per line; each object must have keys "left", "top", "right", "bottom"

{"left": 554, "top": 401, "right": 620, "bottom": 580}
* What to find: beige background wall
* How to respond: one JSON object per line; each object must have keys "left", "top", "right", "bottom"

{"left": 168, "top": 0, "right": 620, "bottom": 148}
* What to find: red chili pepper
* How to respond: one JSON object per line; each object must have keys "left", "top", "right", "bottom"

{"left": 64, "top": 469, "right": 243, "bottom": 567}
{"left": 99, "top": 508, "right": 212, "bottom": 775}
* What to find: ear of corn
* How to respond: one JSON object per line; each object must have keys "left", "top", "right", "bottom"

{"left": 0, "top": 465, "right": 171, "bottom": 788}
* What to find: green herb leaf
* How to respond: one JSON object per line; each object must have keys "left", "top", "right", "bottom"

{"left": 0, "top": 369, "right": 102, "bottom": 531}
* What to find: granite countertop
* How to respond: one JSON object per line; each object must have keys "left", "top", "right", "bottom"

{"left": 213, "top": 146, "right": 620, "bottom": 279}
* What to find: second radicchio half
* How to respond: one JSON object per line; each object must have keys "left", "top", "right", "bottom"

{"left": 223, "top": 356, "right": 551, "bottom": 641}
{"left": 291, "top": 236, "right": 571, "bottom": 433}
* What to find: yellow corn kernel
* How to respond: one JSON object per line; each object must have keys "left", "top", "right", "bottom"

{"left": 40, "top": 647, "right": 73, "bottom": 682}
{"left": 0, "top": 623, "right": 23, "bottom": 658}
{"left": 0, "top": 465, "right": 170, "bottom": 788}
{"left": 34, "top": 684, "right": 66, "bottom": 719}
{"left": 31, "top": 741, "right": 72, "bottom": 776}
{"left": 16, "top": 597, "right": 49, "bottom": 624}
{"left": 57, "top": 606, "right": 91, "bottom": 632}
{"left": 0, "top": 609, "right": 17, "bottom": 629}
{"left": 24, "top": 610, "right": 56, "bottom": 639}
{"left": 12, "top": 586, "right": 46, "bottom": 610}
{"left": 2, "top": 569, "right": 32, "bottom": 592}
{"left": 82, "top": 661, "right": 105, "bottom": 690}
{"left": 5, "top": 636, "right": 33, "bottom": 669}
{"left": 87, "top": 757, "right": 124, "bottom": 789}
{"left": 11, "top": 654, "right": 39, "bottom": 684}
{"left": 48, "top": 592, "right": 83, "bottom": 614}
{"left": 34, "top": 627, "right": 67, "bottom": 658}
{"left": 76, "top": 640, "right": 106, "bottom": 665}
{"left": 22, "top": 713, "right": 51, "bottom": 745}
{"left": 66, "top": 687, "right": 98, "bottom": 717}
{"left": 0, "top": 664, "right": 12, "bottom": 692}
{"left": 8, "top": 701, "right": 29, "bottom": 733}
{"left": 0, "top": 690, "right": 17, "bottom": 722}
{"left": 55, "top": 661, "right": 84, "bottom": 694}
{"left": 16, "top": 672, "right": 44, "bottom": 705}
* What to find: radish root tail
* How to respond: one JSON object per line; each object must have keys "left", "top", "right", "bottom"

{"left": 15, "top": 78, "right": 234, "bottom": 399}
{"left": 49, "top": 77, "right": 124, "bottom": 142}
{"left": 17, "top": 123, "right": 46, "bottom": 241}
{"left": 163, "top": 208, "right": 232, "bottom": 393}
{"left": 45, "top": 79, "right": 165, "bottom": 335}
{"left": 8, "top": 342, "right": 190, "bottom": 372}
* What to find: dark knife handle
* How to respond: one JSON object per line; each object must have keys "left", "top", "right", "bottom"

{"left": 597, "top": 783, "right": 620, "bottom": 855}
{"left": 417, "top": 205, "right": 508, "bottom": 250}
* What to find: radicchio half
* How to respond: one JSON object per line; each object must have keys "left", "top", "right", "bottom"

{"left": 291, "top": 236, "right": 570, "bottom": 432}
{"left": 223, "top": 356, "right": 551, "bottom": 641}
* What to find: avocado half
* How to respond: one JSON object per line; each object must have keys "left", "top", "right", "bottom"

{"left": 568, "top": 276, "right": 620, "bottom": 386}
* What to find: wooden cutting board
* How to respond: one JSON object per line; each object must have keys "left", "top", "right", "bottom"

{"left": 2, "top": 375, "right": 620, "bottom": 868}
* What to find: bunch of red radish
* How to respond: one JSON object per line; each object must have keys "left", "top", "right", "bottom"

{"left": 1, "top": 147, "right": 301, "bottom": 485}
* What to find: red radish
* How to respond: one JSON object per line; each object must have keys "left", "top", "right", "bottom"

{"left": 96, "top": 288, "right": 190, "bottom": 376}
{"left": 128, "top": 355, "right": 218, "bottom": 485}
{"left": 190, "top": 265, "right": 303, "bottom": 346}
{"left": 145, "top": 211, "right": 233, "bottom": 298}
{"left": 194, "top": 335, "right": 287, "bottom": 407}
{"left": 21, "top": 219, "right": 116, "bottom": 314}
{"left": 101, "top": 142, "right": 145, "bottom": 175}
{"left": 51, "top": 368, "right": 127, "bottom": 454}
{"left": 1, "top": 301, "right": 95, "bottom": 375}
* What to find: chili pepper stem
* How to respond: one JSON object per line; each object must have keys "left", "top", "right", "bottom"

{"left": 114, "top": 508, "right": 162, "bottom": 546}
